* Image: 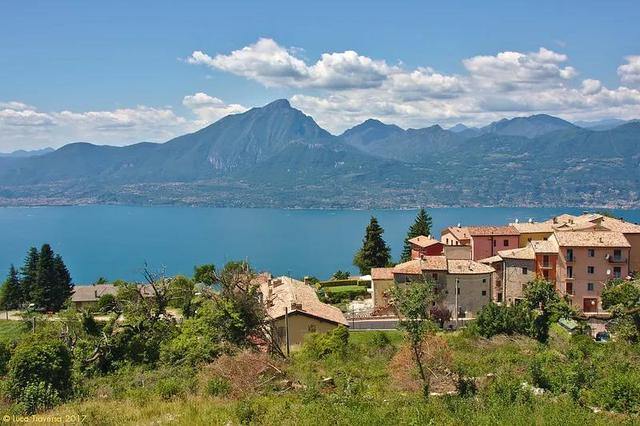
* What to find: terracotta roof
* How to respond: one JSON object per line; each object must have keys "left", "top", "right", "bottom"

{"left": 497, "top": 246, "right": 535, "bottom": 260}
{"left": 71, "top": 284, "right": 118, "bottom": 302}
{"left": 447, "top": 259, "right": 495, "bottom": 275}
{"left": 408, "top": 235, "right": 442, "bottom": 248}
{"left": 595, "top": 216, "right": 640, "bottom": 234}
{"left": 545, "top": 214, "right": 579, "bottom": 224}
{"left": 510, "top": 222, "right": 554, "bottom": 234}
{"left": 530, "top": 240, "right": 559, "bottom": 254}
{"left": 261, "top": 276, "right": 349, "bottom": 326}
{"left": 467, "top": 225, "right": 520, "bottom": 236}
{"left": 553, "top": 231, "right": 631, "bottom": 248}
{"left": 371, "top": 267, "right": 394, "bottom": 280}
{"left": 442, "top": 226, "right": 471, "bottom": 241}
{"left": 393, "top": 256, "right": 448, "bottom": 274}
{"left": 478, "top": 255, "right": 502, "bottom": 264}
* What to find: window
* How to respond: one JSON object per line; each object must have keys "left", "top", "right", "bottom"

{"left": 588, "top": 249, "right": 595, "bottom": 257}
{"left": 503, "top": 239, "right": 509, "bottom": 247}
{"left": 307, "top": 324, "right": 317, "bottom": 332}
{"left": 614, "top": 266, "right": 622, "bottom": 278}
{"left": 543, "top": 255, "right": 549, "bottom": 267}
{"left": 482, "top": 278, "right": 487, "bottom": 283}
{"left": 457, "top": 287, "right": 461, "bottom": 295}
{"left": 493, "top": 239, "right": 497, "bottom": 247}
{"left": 481, "top": 290, "right": 487, "bottom": 296}
{"left": 566, "top": 282, "right": 573, "bottom": 295}
{"left": 497, "top": 292, "right": 503, "bottom": 302}
{"left": 587, "top": 266, "right": 595, "bottom": 274}
{"left": 522, "top": 267, "right": 528, "bottom": 275}
{"left": 432, "top": 273, "right": 438, "bottom": 280}
{"left": 567, "top": 249, "right": 574, "bottom": 261}
{"left": 567, "top": 266, "right": 573, "bottom": 278}
{"left": 587, "top": 283, "right": 594, "bottom": 292}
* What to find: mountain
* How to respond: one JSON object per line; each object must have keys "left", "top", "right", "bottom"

{"left": 448, "top": 123, "right": 472, "bottom": 133}
{"left": 0, "top": 147, "right": 54, "bottom": 158}
{"left": 479, "top": 114, "right": 578, "bottom": 138}
{"left": 1, "top": 101, "right": 640, "bottom": 208}
{"left": 574, "top": 118, "right": 639, "bottom": 131}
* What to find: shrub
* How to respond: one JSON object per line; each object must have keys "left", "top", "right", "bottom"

{"left": 300, "top": 326, "right": 350, "bottom": 359}
{"left": 0, "top": 340, "right": 12, "bottom": 375}
{"left": 96, "top": 293, "right": 118, "bottom": 313}
{"left": 18, "top": 381, "right": 61, "bottom": 414}
{"left": 206, "top": 377, "right": 231, "bottom": 397}
{"left": 156, "top": 377, "right": 182, "bottom": 400}
{"left": 484, "top": 375, "right": 532, "bottom": 405}
{"left": 7, "top": 337, "right": 73, "bottom": 401}
{"left": 456, "top": 368, "right": 478, "bottom": 397}
{"left": 370, "top": 331, "right": 391, "bottom": 350}
{"left": 593, "top": 371, "right": 640, "bottom": 413}
{"left": 474, "top": 303, "right": 533, "bottom": 338}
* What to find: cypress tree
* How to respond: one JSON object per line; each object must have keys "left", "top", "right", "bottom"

{"left": 33, "top": 244, "right": 57, "bottom": 310}
{"left": 353, "top": 216, "right": 391, "bottom": 275}
{"left": 400, "top": 208, "right": 434, "bottom": 262}
{"left": 53, "top": 254, "right": 74, "bottom": 309}
{"left": 0, "top": 265, "right": 23, "bottom": 310}
{"left": 20, "top": 247, "right": 39, "bottom": 303}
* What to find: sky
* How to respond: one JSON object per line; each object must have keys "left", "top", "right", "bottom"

{"left": 1, "top": 0, "right": 640, "bottom": 152}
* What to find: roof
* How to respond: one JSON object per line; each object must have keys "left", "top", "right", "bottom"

{"left": 545, "top": 214, "right": 579, "bottom": 224}
{"left": 408, "top": 235, "right": 442, "bottom": 248}
{"left": 71, "top": 284, "right": 118, "bottom": 302}
{"left": 497, "top": 246, "right": 535, "bottom": 260}
{"left": 593, "top": 216, "right": 640, "bottom": 234}
{"left": 393, "top": 257, "right": 448, "bottom": 275}
{"left": 530, "top": 239, "right": 559, "bottom": 254}
{"left": 478, "top": 255, "right": 502, "bottom": 264}
{"left": 447, "top": 259, "right": 495, "bottom": 275}
{"left": 442, "top": 226, "right": 471, "bottom": 241}
{"left": 553, "top": 231, "right": 631, "bottom": 248}
{"left": 261, "top": 276, "right": 349, "bottom": 326}
{"left": 371, "top": 267, "right": 394, "bottom": 280}
{"left": 510, "top": 222, "right": 554, "bottom": 234}
{"left": 467, "top": 225, "right": 520, "bottom": 236}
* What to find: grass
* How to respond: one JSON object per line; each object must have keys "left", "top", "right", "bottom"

{"left": 0, "top": 320, "right": 29, "bottom": 342}
{"left": 322, "top": 285, "right": 366, "bottom": 294}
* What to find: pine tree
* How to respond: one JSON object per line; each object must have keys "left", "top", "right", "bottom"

{"left": 53, "top": 254, "right": 74, "bottom": 309}
{"left": 32, "top": 244, "right": 58, "bottom": 310}
{"left": 20, "top": 247, "right": 39, "bottom": 303}
{"left": 0, "top": 265, "right": 23, "bottom": 310}
{"left": 400, "top": 208, "right": 434, "bottom": 262}
{"left": 353, "top": 216, "right": 391, "bottom": 275}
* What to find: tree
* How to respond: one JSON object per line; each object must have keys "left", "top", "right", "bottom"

{"left": 168, "top": 275, "right": 197, "bottom": 318}
{"left": 0, "top": 265, "right": 23, "bottom": 310}
{"left": 53, "top": 254, "right": 74, "bottom": 309}
{"left": 353, "top": 216, "right": 391, "bottom": 275}
{"left": 32, "top": 244, "right": 58, "bottom": 310}
{"left": 523, "top": 278, "right": 576, "bottom": 342}
{"left": 602, "top": 279, "right": 640, "bottom": 342}
{"left": 400, "top": 208, "right": 433, "bottom": 262}
{"left": 390, "top": 278, "right": 440, "bottom": 398}
{"left": 20, "top": 247, "right": 39, "bottom": 303}
{"left": 332, "top": 270, "right": 351, "bottom": 280}
{"left": 193, "top": 264, "right": 216, "bottom": 286}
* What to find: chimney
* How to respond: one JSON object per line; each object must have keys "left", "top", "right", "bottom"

{"left": 303, "top": 276, "right": 311, "bottom": 286}
{"left": 290, "top": 302, "right": 302, "bottom": 310}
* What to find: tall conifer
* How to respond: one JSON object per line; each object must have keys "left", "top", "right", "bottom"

{"left": 0, "top": 265, "right": 22, "bottom": 309}
{"left": 353, "top": 216, "right": 391, "bottom": 275}
{"left": 400, "top": 208, "right": 434, "bottom": 262}
{"left": 20, "top": 247, "right": 39, "bottom": 303}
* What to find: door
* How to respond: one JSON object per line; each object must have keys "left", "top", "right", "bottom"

{"left": 583, "top": 297, "right": 598, "bottom": 313}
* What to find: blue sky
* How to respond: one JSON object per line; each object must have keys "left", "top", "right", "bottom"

{"left": 1, "top": 0, "right": 640, "bottom": 151}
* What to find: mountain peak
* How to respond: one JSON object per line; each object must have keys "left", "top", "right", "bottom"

{"left": 263, "top": 99, "right": 292, "bottom": 110}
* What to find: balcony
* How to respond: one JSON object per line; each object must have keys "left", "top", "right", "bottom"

{"left": 606, "top": 254, "right": 627, "bottom": 263}
{"left": 566, "top": 256, "right": 576, "bottom": 263}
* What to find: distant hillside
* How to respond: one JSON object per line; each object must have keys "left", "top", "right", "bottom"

{"left": 1, "top": 101, "right": 640, "bottom": 208}
{"left": 0, "top": 147, "right": 54, "bottom": 158}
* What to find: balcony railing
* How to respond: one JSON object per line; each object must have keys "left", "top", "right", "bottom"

{"left": 606, "top": 254, "right": 627, "bottom": 263}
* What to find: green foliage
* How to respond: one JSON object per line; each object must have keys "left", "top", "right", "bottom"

{"left": 167, "top": 275, "right": 196, "bottom": 318}
{"left": 206, "top": 377, "right": 231, "bottom": 397}
{"left": 593, "top": 370, "right": 640, "bottom": 413}
{"left": 400, "top": 208, "right": 433, "bottom": 262}
{"left": 0, "top": 340, "right": 12, "bottom": 375}
{"left": 474, "top": 303, "right": 534, "bottom": 338}
{"left": 156, "top": 377, "right": 183, "bottom": 400}
{"left": 600, "top": 279, "right": 640, "bottom": 343}
{"left": 300, "top": 326, "right": 350, "bottom": 359}
{"left": 17, "top": 381, "right": 62, "bottom": 414}
{"left": 7, "top": 336, "right": 73, "bottom": 401}
{"left": 0, "top": 265, "right": 22, "bottom": 310}
{"left": 370, "top": 331, "right": 392, "bottom": 350}
{"left": 331, "top": 270, "right": 351, "bottom": 280}
{"left": 353, "top": 216, "right": 391, "bottom": 275}
{"left": 193, "top": 264, "right": 216, "bottom": 286}
{"left": 391, "top": 279, "right": 439, "bottom": 344}
{"left": 20, "top": 247, "right": 39, "bottom": 304}
{"left": 96, "top": 293, "right": 117, "bottom": 313}
{"left": 483, "top": 375, "right": 533, "bottom": 405}
{"left": 318, "top": 285, "right": 367, "bottom": 304}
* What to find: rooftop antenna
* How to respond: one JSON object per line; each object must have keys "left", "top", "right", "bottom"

{"left": 528, "top": 218, "right": 533, "bottom": 223}
{"left": 514, "top": 218, "right": 519, "bottom": 224}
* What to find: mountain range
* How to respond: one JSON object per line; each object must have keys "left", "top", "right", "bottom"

{"left": 1, "top": 99, "right": 639, "bottom": 208}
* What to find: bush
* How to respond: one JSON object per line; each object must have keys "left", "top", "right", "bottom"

{"left": 300, "top": 326, "right": 350, "bottom": 359}
{"left": 370, "top": 331, "right": 391, "bottom": 350}
{"left": 474, "top": 303, "right": 533, "bottom": 338}
{"left": 318, "top": 286, "right": 367, "bottom": 304}
{"left": 593, "top": 371, "right": 640, "bottom": 413}
{"left": 206, "top": 377, "right": 231, "bottom": 397}
{"left": 7, "top": 337, "right": 73, "bottom": 401}
{"left": 96, "top": 293, "right": 118, "bottom": 313}
{"left": 0, "top": 340, "right": 12, "bottom": 375}
{"left": 484, "top": 375, "right": 532, "bottom": 405}
{"left": 18, "top": 381, "right": 61, "bottom": 414}
{"left": 156, "top": 377, "right": 183, "bottom": 400}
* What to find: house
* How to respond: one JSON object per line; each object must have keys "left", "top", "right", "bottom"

{"left": 260, "top": 276, "right": 349, "bottom": 352}
{"left": 407, "top": 235, "right": 444, "bottom": 259}
{"left": 510, "top": 221, "right": 554, "bottom": 247}
{"left": 550, "top": 231, "right": 631, "bottom": 314}
{"left": 530, "top": 239, "right": 559, "bottom": 283}
{"left": 371, "top": 246, "right": 494, "bottom": 320}
{"left": 71, "top": 284, "right": 118, "bottom": 309}
{"left": 480, "top": 246, "right": 536, "bottom": 305}
{"left": 441, "top": 225, "right": 520, "bottom": 260}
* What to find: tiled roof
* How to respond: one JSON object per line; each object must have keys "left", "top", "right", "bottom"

{"left": 530, "top": 240, "right": 559, "bottom": 254}
{"left": 553, "top": 231, "right": 631, "bottom": 248}
{"left": 393, "top": 256, "right": 448, "bottom": 274}
{"left": 261, "top": 276, "right": 349, "bottom": 326}
{"left": 71, "top": 284, "right": 118, "bottom": 302}
{"left": 510, "top": 222, "right": 554, "bottom": 234}
{"left": 545, "top": 214, "right": 579, "bottom": 224}
{"left": 595, "top": 216, "right": 640, "bottom": 234}
{"left": 442, "top": 226, "right": 471, "bottom": 241}
{"left": 371, "top": 267, "right": 394, "bottom": 280}
{"left": 408, "top": 235, "right": 442, "bottom": 248}
{"left": 447, "top": 259, "right": 495, "bottom": 275}
{"left": 497, "top": 246, "right": 535, "bottom": 260}
{"left": 466, "top": 225, "right": 520, "bottom": 236}
{"left": 478, "top": 255, "right": 502, "bottom": 264}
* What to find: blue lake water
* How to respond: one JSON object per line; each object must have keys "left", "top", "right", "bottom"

{"left": 1, "top": 206, "right": 640, "bottom": 284}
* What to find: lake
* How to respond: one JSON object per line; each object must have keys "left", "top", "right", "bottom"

{"left": 1, "top": 206, "right": 640, "bottom": 284}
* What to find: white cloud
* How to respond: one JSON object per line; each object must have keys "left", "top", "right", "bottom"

{"left": 618, "top": 56, "right": 640, "bottom": 85}
{"left": 182, "top": 93, "right": 247, "bottom": 127}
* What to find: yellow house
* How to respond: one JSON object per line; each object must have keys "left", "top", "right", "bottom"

{"left": 260, "top": 276, "right": 349, "bottom": 353}
{"left": 510, "top": 222, "right": 554, "bottom": 247}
